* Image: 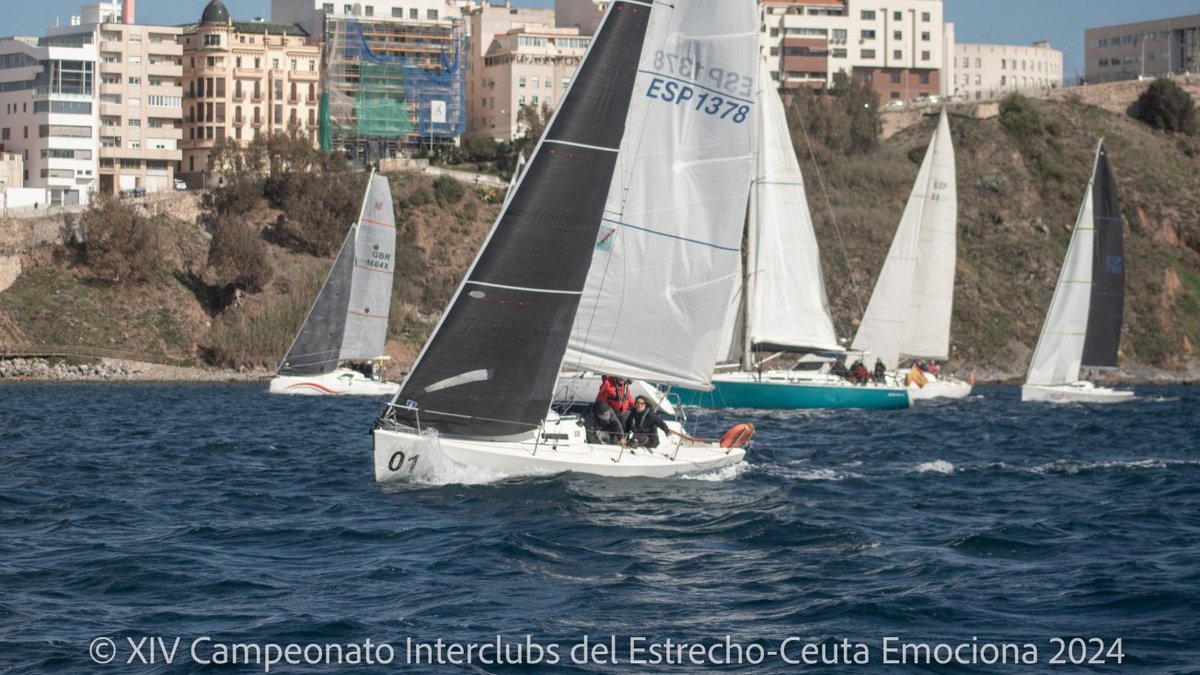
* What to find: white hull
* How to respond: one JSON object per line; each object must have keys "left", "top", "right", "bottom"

{"left": 269, "top": 368, "right": 400, "bottom": 396}
{"left": 373, "top": 415, "right": 745, "bottom": 482}
{"left": 1021, "top": 381, "right": 1134, "bottom": 403}
{"left": 899, "top": 372, "right": 973, "bottom": 400}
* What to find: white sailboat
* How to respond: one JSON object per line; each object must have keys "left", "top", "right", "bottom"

{"left": 373, "top": 0, "right": 760, "bottom": 481}
{"left": 851, "top": 109, "right": 970, "bottom": 401}
{"left": 675, "top": 56, "right": 910, "bottom": 411}
{"left": 1022, "top": 140, "right": 1132, "bottom": 403}
{"left": 269, "top": 174, "right": 400, "bottom": 396}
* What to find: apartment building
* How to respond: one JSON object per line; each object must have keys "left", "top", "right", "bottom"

{"left": 954, "top": 42, "right": 1062, "bottom": 101}
{"left": 465, "top": 2, "right": 555, "bottom": 140}
{"left": 759, "top": 0, "right": 950, "bottom": 102}
{"left": 0, "top": 28, "right": 97, "bottom": 206}
{"left": 90, "top": 3, "right": 184, "bottom": 194}
{"left": 554, "top": 0, "right": 608, "bottom": 35}
{"left": 1086, "top": 13, "right": 1200, "bottom": 84}
{"left": 273, "top": 0, "right": 466, "bottom": 160}
{"left": 180, "top": 0, "right": 322, "bottom": 175}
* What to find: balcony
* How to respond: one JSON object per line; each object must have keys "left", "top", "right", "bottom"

{"left": 233, "top": 115, "right": 245, "bottom": 126}
{"left": 251, "top": 93, "right": 264, "bottom": 103}
{"left": 234, "top": 67, "right": 264, "bottom": 79}
{"left": 147, "top": 61, "right": 181, "bottom": 77}
{"left": 233, "top": 91, "right": 245, "bottom": 102}
{"left": 306, "top": 95, "right": 317, "bottom": 105}
{"left": 288, "top": 94, "right": 299, "bottom": 104}
{"left": 252, "top": 118, "right": 263, "bottom": 128}
{"left": 289, "top": 70, "right": 319, "bottom": 82}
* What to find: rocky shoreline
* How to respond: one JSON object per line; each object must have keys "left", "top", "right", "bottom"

{"left": 0, "top": 357, "right": 271, "bottom": 383}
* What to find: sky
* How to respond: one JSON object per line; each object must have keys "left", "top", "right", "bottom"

{"left": 5, "top": 0, "right": 1199, "bottom": 82}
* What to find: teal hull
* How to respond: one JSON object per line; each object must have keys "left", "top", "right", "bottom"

{"left": 677, "top": 379, "right": 911, "bottom": 410}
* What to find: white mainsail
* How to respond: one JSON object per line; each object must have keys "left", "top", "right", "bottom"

{"left": 563, "top": 3, "right": 759, "bottom": 388}
{"left": 1025, "top": 146, "right": 1099, "bottom": 386}
{"left": 852, "top": 110, "right": 956, "bottom": 368}
{"left": 340, "top": 174, "right": 396, "bottom": 361}
{"left": 745, "top": 55, "right": 840, "bottom": 354}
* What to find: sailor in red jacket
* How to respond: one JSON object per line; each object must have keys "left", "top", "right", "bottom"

{"left": 597, "top": 374, "right": 635, "bottom": 416}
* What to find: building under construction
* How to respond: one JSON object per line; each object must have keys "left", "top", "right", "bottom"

{"left": 321, "top": 15, "right": 467, "bottom": 162}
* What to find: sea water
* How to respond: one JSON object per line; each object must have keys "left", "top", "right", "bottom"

{"left": 1, "top": 383, "right": 1197, "bottom": 672}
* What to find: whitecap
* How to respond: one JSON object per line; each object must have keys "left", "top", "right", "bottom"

{"left": 915, "top": 460, "right": 955, "bottom": 475}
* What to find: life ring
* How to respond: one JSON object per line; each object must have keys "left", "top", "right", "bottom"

{"left": 720, "top": 422, "right": 755, "bottom": 448}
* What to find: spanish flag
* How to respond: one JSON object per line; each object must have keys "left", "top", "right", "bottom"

{"left": 909, "top": 365, "right": 928, "bottom": 388}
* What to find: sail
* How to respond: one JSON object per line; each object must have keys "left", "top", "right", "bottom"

{"left": 1081, "top": 144, "right": 1125, "bottom": 369}
{"left": 389, "top": 1, "right": 654, "bottom": 438}
{"left": 277, "top": 174, "right": 394, "bottom": 376}
{"left": 340, "top": 174, "right": 396, "bottom": 360}
{"left": 1025, "top": 142, "right": 1105, "bottom": 386}
{"left": 563, "top": 0, "right": 759, "bottom": 387}
{"left": 900, "top": 110, "right": 957, "bottom": 360}
{"left": 746, "top": 57, "right": 840, "bottom": 353}
{"left": 851, "top": 111, "right": 953, "bottom": 368}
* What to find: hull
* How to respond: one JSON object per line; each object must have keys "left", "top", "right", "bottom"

{"left": 269, "top": 368, "right": 400, "bottom": 396}
{"left": 1021, "top": 382, "right": 1134, "bottom": 403}
{"left": 373, "top": 416, "right": 746, "bottom": 482}
{"left": 901, "top": 372, "right": 973, "bottom": 401}
{"left": 678, "top": 371, "right": 910, "bottom": 410}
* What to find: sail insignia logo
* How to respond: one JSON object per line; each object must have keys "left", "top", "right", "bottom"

{"left": 1106, "top": 255, "right": 1123, "bottom": 274}
{"left": 595, "top": 227, "right": 617, "bottom": 252}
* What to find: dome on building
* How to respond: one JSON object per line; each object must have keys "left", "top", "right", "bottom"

{"left": 200, "top": 0, "right": 230, "bottom": 24}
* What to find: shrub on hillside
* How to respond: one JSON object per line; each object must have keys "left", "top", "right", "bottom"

{"left": 407, "top": 187, "right": 432, "bottom": 208}
{"left": 999, "top": 93, "right": 1044, "bottom": 138}
{"left": 433, "top": 175, "right": 465, "bottom": 206}
{"left": 77, "top": 196, "right": 161, "bottom": 284}
{"left": 1131, "top": 78, "right": 1198, "bottom": 135}
{"left": 785, "top": 71, "right": 881, "bottom": 157}
{"left": 207, "top": 216, "right": 273, "bottom": 293}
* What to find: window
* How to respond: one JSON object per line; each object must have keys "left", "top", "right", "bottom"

{"left": 922, "top": 12, "right": 930, "bottom": 22}
{"left": 204, "top": 34, "right": 220, "bottom": 46}
{"left": 518, "top": 95, "right": 526, "bottom": 105}
{"left": 427, "top": 9, "right": 438, "bottom": 20}
{"left": 919, "top": 72, "right": 930, "bottom": 84}
{"left": 921, "top": 32, "right": 930, "bottom": 41}
{"left": 323, "top": 3, "right": 333, "bottom": 13}
{"left": 861, "top": 10, "right": 875, "bottom": 20}
{"left": 861, "top": 30, "right": 876, "bottom": 40}
{"left": 531, "top": 76, "right": 539, "bottom": 88}
{"left": 128, "top": 140, "right": 141, "bottom": 149}
{"left": 128, "top": 76, "right": 141, "bottom": 85}
{"left": 893, "top": 11, "right": 901, "bottom": 20}
{"left": 975, "top": 58, "right": 981, "bottom": 68}
{"left": 148, "top": 95, "right": 182, "bottom": 108}
{"left": 128, "top": 118, "right": 141, "bottom": 127}
{"left": 893, "top": 50, "right": 902, "bottom": 59}
{"left": 921, "top": 51, "right": 930, "bottom": 62}
{"left": 409, "top": 8, "right": 418, "bottom": 19}
{"left": 365, "top": 5, "right": 373, "bottom": 16}
{"left": 890, "top": 73, "right": 900, "bottom": 84}
{"left": 962, "top": 57, "right": 969, "bottom": 68}
{"left": 129, "top": 55, "right": 141, "bottom": 65}
{"left": 518, "top": 76, "right": 526, "bottom": 87}
{"left": 392, "top": 7, "right": 402, "bottom": 18}
{"left": 861, "top": 49, "right": 876, "bottom": 59}
{"left": 893, "top": 31, "right": 901, "bottom": 40}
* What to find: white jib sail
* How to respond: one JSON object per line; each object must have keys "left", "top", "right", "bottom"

{"left": 851, "top": 112, "right": 945, "bottom": 368}
{"left": 340, "top": 174, "right": 395, "bottom": 360}
{"left": 746, "top": 55, "right": 840, "bottom": 353}
{"left": 564, "top": 0, "right": 759, "bottom": 388}
{"left": 1025, "top": 147, "right": 1099, "bottom": 386}
{"left": 900, "top": 109, "right": 957, "bottom": 361}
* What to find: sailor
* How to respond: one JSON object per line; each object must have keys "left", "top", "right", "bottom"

{"left": 584, "top": 400, "right": 625, "bottom": 445}
{"left": 597, "top": 374, "right": 635, "bottom": 417}
{"left": 626, "top": 395, "right": 671, "bottom": 448}
{"left": 873, "top": 357, "right": 887, "bottom": 383}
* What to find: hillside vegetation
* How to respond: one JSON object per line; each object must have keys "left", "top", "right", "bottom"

{"left": 1, "top": 82, "right": 1198, "bottom": 382}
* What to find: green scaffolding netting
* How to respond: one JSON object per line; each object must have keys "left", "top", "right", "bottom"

{"left": 354, "top": 61, "right": 413, "bottom": 137}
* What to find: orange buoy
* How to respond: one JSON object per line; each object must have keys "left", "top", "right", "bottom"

{"left": 720, "top": 422, "right": 756, "bottom": 448}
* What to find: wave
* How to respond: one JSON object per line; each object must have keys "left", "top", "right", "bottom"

{"left": 914, "top": 460, "right": 955, "bottom": 475}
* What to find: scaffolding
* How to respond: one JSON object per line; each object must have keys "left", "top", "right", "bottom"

{"left": 322, "top": 16, "right": 467, "bottom": 162}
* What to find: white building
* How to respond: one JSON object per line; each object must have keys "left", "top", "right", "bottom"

{"left": 271, "top": 0, "right": 463, "bottom": 37}
{"left": 954, "top": 41, "right": 1062, "bottom": 101}
{"left": 759, "top": 0, "right": 951, "bottom": 101}
{"left": 0, "top": 31, "right": 98, "bottom": 206}
{"left": 554, "top": 0, "right": 607, "bottom": 35}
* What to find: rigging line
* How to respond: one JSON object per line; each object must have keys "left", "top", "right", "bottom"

{"left": 786, "top": 91, "right": 868, "bottom": 330}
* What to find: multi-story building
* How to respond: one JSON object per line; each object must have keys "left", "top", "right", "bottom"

{"left": 88, "top": 2, "right": 184, "bottom": 194}
{"left": 180, "top": 0, "right": 322, "bottom": 176}
{"left": 954, "top": 42, "right": 1062, "bottom": 101}
{"left": 759, "top": 0, "right": 950, "bottom": 102}
{"left": 0, "top": 26, "right": 97, "bottom": 206}
{"left": 1086, "top": 13, "right": 1200, "bottom": 84}
{"left": 465, "top": 1, "right": 558, "bottom": 140}
{"left": 554, "top": 0, "right": 607, "bottom": 35}
{"left": 272, "top": 0, "right": 467, "bottom": 161}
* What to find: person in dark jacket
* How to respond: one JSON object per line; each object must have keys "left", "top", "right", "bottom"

{"left": 872, "top": 357, "right": 887, "bottom": 383}
{"left": 585, "top": 400, "right": 625, "bottom": 445}
{"left": 626, "top": 395, "right": 671, "bottom": 448}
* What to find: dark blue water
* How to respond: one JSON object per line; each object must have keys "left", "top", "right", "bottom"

{"left": 1, "top": 383, "right": 1197, "bottom": 673}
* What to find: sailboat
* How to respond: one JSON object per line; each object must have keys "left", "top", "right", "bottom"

{"left": 1022, "top": 140, "right": 1132, "bottom": 403}
{"left": 269, "top": 173, "right": 400, "bottom": 396}
{"left": 372, "top": 0, "right": 760, "bottom": 480}
{"left": 674, "top": 56, "right": 910, "bottom": 411}
{"left": 851, "top": 109, "right": 970, "bottom": 400}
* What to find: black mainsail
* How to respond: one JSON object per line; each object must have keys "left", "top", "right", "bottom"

{"left": 1081, "top": 142, "right": 1125, "bottom": 370}
{"left": 389, "top": 2, "right": 653, "bottom": 438}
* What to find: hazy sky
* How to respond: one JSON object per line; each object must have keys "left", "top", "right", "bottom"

{"left": 6, "top": 0, "right": 1199, "bottom": 80}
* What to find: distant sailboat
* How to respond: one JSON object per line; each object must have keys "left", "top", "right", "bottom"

{"left": 269, "top": 173, "right": 400, "bottom": 396}
{"left": 1022, "top": 140, "right": 1132, "bottom": 403}
{"left": 372, "top": 0, "right": 759, "bottom": 480}
{"left": 851, "top": 109, "right": 970, "bottom": 400}
{"left": 674, "top": 56, "right": 909, "bottom": 411}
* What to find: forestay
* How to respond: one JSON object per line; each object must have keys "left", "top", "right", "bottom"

{"left": 388, "top": 1, "right": 654, "bottom": 438}
{"left": 852, "top": 110, "right": 956, "bottom": 367}
{"left": 745, "top": 55, "right": 840, "bottom": 354}
{"left": 564, "top": 0, "right": 759, "bottom": 388}
{"left": 277, "top": 174, "right": 395, "bottom": 375}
